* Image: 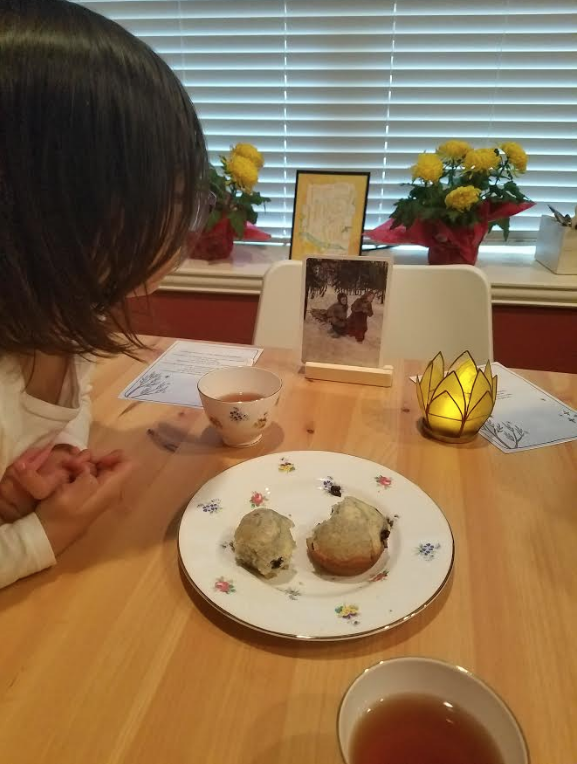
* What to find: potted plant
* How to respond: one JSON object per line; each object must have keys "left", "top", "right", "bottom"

{"left": 192, "top": 143, "right": 271, "bottom": 261}
{"left": 365, "top": 140, "right": 534, "bottom": 265}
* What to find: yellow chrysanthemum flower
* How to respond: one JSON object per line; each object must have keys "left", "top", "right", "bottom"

{"left": 500, "top": 142, "right": 527, "bottom": 173}
{"left": 445, "top": 185, "right": 482, "bottom": 212}
{"left": 463, "top": 148, "right": 500, "bottom": 173}
{"left": 437, "top": 140, "right": 472, "bottom": 161}
{"left": 226, "top": 153, "right": 259, "bottom": 192}
{"left": 232, "top": 143, "right": 264, "bottom": 170}
{"left": 411, "top": 153, "right": 444, "bottom": 183}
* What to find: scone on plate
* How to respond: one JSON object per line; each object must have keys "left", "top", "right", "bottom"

{"left": 234, "top": 508, "right": 296, "bottom": 578}
{"left": 307, "top": 496, "right": 392, "bottom": 576}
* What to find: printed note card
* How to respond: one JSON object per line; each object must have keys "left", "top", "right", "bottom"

{"left": 480, "top": 363, "right": 577, "bottom": 452}
{"left": 119, "top": 340, "right": 263, "bottom": 408}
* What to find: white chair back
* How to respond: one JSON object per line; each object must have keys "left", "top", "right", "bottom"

{"left": 384, "top": 264, "right": 493, "bottom": 362}
{"left": 253, "top": 260, "right": 303, "bottom": 350}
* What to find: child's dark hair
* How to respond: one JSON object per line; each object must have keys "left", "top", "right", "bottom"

{"left": 0, "top": 0, "right": 208, "bottom": 356}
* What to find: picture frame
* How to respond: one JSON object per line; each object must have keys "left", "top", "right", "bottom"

{"left": 289, "top": 170, "right": 370, "bottom": 261}
{"left": 301, "top": 254, "right": 393, "bottom": 369}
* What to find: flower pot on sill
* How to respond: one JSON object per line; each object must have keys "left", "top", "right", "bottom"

{"left": 428, "top": 239, "right": 480, "bottom": 266}
{"left": 534, "top": 215, "right": 577, "bottom": 275}
{"left": 192, "top": 217, "right": 235, "bottom": 262}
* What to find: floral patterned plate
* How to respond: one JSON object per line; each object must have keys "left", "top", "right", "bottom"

{"left": 178, "top": 451, "right": 454, "bottom": 641}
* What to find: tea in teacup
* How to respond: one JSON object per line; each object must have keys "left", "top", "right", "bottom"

{"left": 350, "top": 693, "right": 504, "bottom": 764}
{"left": 218, "top": 392, "right": 263, "bottom": 403}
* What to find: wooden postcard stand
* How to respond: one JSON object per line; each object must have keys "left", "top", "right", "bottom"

{"left": 304, "top": 361, "right": 394, "bottom": 387}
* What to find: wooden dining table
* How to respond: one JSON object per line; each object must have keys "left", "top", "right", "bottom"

{"left": 1, "top": 338, "right": 576, "bottom": 764}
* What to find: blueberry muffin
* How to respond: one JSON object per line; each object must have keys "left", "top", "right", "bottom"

{"left": 307, "top": 496, "right": 392, "bottom": 576}
{"left": 234, "top": 508, "right": 296, "bottom": 578}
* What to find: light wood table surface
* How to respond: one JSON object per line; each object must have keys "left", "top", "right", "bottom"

{"left": 1, "top": 340, "right": 576, "bottom": 764}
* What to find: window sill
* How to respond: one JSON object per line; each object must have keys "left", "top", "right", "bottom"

{"left": 160, "top": 243, "right": 577, "bottom": 308}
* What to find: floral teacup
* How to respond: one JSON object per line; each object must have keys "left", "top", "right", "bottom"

{"left": 338, "top": 657, "right": 528, "bottom": 764}
{"left": 198, "top": 366, "right": 282, "bottom": 447}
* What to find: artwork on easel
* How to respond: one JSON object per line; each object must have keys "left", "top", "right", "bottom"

{"left": 302, "top": 255, "right": 392, "bottom": 369}
{"left": 289, "top": 170, "right": 370, "bottom": 261}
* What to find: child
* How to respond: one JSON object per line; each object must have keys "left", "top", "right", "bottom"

{"left": 326, "top": 293, "right": 349, "bottom": 336}
{"left": 0, "top": 0, "right": 209, "bottom": 588}
{"left": 310, "top": 293, "right": 348, "bottom": 336}
{"left": 346, "top": 291, "right": 375, "bottom": 343}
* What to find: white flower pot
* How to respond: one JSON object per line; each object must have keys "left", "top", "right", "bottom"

{"left": 534, "top": 214, "right": 577, "bottom": 274}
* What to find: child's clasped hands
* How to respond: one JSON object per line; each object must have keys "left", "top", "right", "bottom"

{"left": 0, "top": 445, "right": 133, "bottom": 555}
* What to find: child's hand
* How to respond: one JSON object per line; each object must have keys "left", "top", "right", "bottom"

{"left": 36, "top": 451, "right": 134, "bottom": 556}
{"left": 0, "top": 445, "right": 92, "bottom": 523}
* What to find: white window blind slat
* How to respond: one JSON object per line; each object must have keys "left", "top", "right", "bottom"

{"left": 164, "top": 52, "right": 575, "bottom": 72}
{"left": 77, "top": 0, "right": 577, "bottom": 243}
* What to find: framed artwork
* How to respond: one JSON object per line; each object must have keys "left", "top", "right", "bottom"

{"left": 302, "top": 255, "right": 393, "bottom": 368}
{"left": 289, "top": 170, "right": 370, "bottom": 261}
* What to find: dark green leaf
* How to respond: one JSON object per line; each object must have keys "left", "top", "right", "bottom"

{"left": 203, "top": 209, "right": 222, "bottom": 232}
{"left": 228, "top": 209, "right": 246, "bottom": 238}
{"left": 498, "top": 217, "right": 510, "bottom": 240}
{"left": 249, "top": 191, "right": 266, "bottom": 204}
{"left": 488, "top": 217, "right": 510, "bottom": 240}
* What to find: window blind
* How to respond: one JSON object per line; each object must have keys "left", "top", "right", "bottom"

{"left": 79, "top": 0, "right": 577, "bottom": 243}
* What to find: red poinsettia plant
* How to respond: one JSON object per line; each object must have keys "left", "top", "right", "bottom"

{"left": 366, "top": 140, "right": 534, "bottom": 264}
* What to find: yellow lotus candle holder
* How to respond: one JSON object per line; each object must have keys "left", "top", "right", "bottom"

{"left": 416, "top": 351, "right": 498, "bottom": 444}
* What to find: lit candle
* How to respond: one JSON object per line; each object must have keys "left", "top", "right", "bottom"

{"left": 416, "top": 352, "right": 497, "bottom": 443}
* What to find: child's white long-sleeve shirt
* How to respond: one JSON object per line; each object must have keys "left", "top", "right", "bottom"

{"left": 0, "top": 356, "right": 93, "bottom": 589}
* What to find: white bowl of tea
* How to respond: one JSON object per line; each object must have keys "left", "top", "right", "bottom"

{"left": 338, "top": 657, "right": 528, "bottom": 764}
{"left": 198, "top": 366, "right": 282, "bottom": 447}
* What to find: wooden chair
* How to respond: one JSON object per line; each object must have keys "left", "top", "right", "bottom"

{"left": 253, "top": 260, "right": 493, "bottom": 362}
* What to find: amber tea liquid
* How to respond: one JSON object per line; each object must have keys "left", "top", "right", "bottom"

{"left": 218, "top": 392, "right": 263, "bottom": 402}
{"left": 350, "top": 693, "right": 504, "bottom": 764}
